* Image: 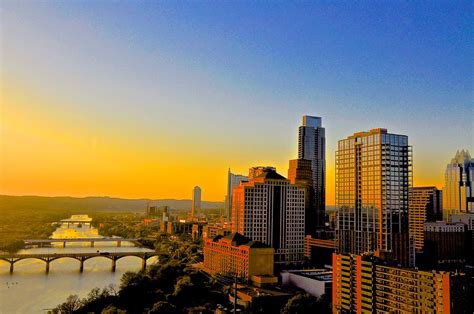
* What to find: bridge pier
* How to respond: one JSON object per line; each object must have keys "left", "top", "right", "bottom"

{"left": 9, "top": 262, "right": 14, "bottom": 274}
{"left": 111, "top": 259, "right": 116, "bottom": 272}
{"left": 90, "top": 241, "right": 95, "bottom": 247}
{"left": 141, "top": 258, "right": 147, "bottom": 271}
{"left": 63, "top": 241, "right": 66, "bottom": 248}
{"left": 45, "top": 261, "right": 50, "bottom": 274}
{"left": 117, "top": 240, "right": 121, "bottom": 247}
{"left": 79, "top": 259, "right": 84, "bottom": 272}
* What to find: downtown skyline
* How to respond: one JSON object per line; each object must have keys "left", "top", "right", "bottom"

{"left": 1, "top": 2, "right": 472, "bottom": 202}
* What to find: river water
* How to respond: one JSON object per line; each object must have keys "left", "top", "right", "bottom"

{"left": 0, "top": 221, "right": 157, "bottom": 313}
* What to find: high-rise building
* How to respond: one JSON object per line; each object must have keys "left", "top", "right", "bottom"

{"left": 335, "top": 128, "right": 412, "bottom": 266}
{"left": 224, "top": 169, "right": 248, "bottom": 221}
{"left": 191, "top": 186, "right": 201, "bottom": 217}
{"left": 288, "top": 159, "right": 315, "bottom": 235}
{"left": 443, "top": 149, "right": 474, "bottom": 219}
{"left": 298, "top": 115, "right": 326, "bottom": 227}
{"left": 332, "top": 253, "right": 463, "bottom": 313}
{"left": 232, "top": 167, "right": 305, "bottom": 263}
{"left": 409, "top": 186, "right": 442, "bottom": 251}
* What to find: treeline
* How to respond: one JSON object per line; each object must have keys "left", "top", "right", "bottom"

{"left": 54, "top": 237, "right": 331, "bottom": 314}
{"left": 54, "top": 238, "right": 228, "bottom": 313}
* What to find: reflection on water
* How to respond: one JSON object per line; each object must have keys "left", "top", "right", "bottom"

{"left": 0, "top": 219, "right": 157, "bottom": 313}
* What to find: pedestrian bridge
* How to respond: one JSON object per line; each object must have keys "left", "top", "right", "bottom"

{"left": 24, "top": 238, "right": 139, "bottom": 248}
{"left": 0, "top": 251, "right": 162, "bottom": 274}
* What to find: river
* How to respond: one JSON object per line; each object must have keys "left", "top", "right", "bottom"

{"left": 0, "top": 219, "right": 157, "bottom": 313}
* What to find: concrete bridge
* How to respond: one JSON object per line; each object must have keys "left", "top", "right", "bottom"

{"left": 0, "top": 251, "right": 161, "bottom": 274}
{"left": 24, "top": 238, "right": 139, "bottom": 248}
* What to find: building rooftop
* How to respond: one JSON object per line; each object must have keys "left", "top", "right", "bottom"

{"left": 254, "top": 170, "right": 287, "bottom": 181}
{"left": 212, "top": 232, "right": 270, "bottom": 248}
{"left": 282, "top": 269, "right": 332, "bottom": 282}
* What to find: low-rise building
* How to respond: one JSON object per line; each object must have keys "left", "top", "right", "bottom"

{"left": 203, "top": 224, "right": 231, "bottom": 239}
{"left": 203, "top": 232, "right": 274, "bottom": 282}
{"left": 281, "top": 269, "right": 332, "bottom": 298}
{"left": 304, "top": 232, "right": 335, "bottom": 266}
{"left": 423, "top": 221, "right": 469, "bottom": 266}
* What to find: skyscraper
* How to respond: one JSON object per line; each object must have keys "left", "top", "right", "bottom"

{"left": 298, "top": 115, "right": 326, "bottom": 228}
{"left": 335, "top": 128, "right": 412, "bottom": 266}
{"left": 409, "top": 186, "right": 442, "bottom": 251}
{"left": 232, "top": 167, "right": 305, "bottom": 263}
{"left": 288, "top": 159, "right": 315, "bottom": 235}
{"left": 443, "top": 149, "right": 474, "bottom": 220}
{"left": 191, "top": 186, "right": 201, "bottom": 217}
{"left": 224, "top": 169, "right": 248, "bottom": 221}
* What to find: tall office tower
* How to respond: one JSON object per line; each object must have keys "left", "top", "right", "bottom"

{"left": 443, "top": 149, "right": 474, "bottom": 220}
{"left": 224, "top": 169, "right": 248, "bottom": 222}
{"left": 191, "top": 186, "right": 201, "bottom": 217}
{"left": 409, "top": 186, "right": 442, "bottom": 251}
{"left": 335, "top": 128, "right": 412, "bottom": 266}
{"left": 288, "top": 159, "right": 315, "bottom": 235}
{"left": 298, "top": 115, "right": 326, "bottom": 227}
{"left": 232, "top": 167, "right": 305, "bottom": 263}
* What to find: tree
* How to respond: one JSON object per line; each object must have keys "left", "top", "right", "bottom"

{"left": 54, "top": 295, "right": 82, "bottom": 314}
{"left": 148, "top": 301, "right": 180, "bottom": 314}
{"left": 101, "top": 305, "right": 126, "bottom": 314}
{"left": 281, "top": 293, "right": 320, "bottom": 314}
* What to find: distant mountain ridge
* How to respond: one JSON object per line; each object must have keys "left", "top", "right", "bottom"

{"left": 0, "top": 195, "right": 224, "bottom": 213}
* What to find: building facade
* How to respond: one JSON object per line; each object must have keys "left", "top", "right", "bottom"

{"left": 191, "top": 186, "right": 201, "bottom": 217}
{"left": 225, "top": 169, "right": 248, "bottom": 222}
{"left": 298, "top": 115, "right": 326, "bottom": 227}
{"left": 203, "top": 233, "right": 274, "bottom": 281}
{"left": 332, "top": 253, "right": 452, "bottom": 314}
{"left": 335, "top": 128, "right": 413, "bottom": 266}
{"left": 409, "top": 186, "right": 442, "bottom": 251}
{"left": 288, "top": 158, "right": 315, "bottom": 235}
{"left": 423, "top": 221, "right": 469, "bottom": 266}
{"left": 443, "top": 149, "right": 474, "bottom": 219}
{"left": 232, "top": 168, "right": 305, "bottom": 263}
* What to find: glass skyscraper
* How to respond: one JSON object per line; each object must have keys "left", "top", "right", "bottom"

{"left": 443, "top": 149, "right": 474, "bottom": 220}
{"left": 298, "top": 115, "right": 326, "bottom": 229}
{"left": 335, "top": 128, "right": 412, "bottom": 266}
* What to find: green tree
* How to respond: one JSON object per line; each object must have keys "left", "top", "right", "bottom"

{"left": 54, "top": 295, "right": 82, "bottom": 314}
{"left": 148, "top": 301, "right": 180, "bottom": 314}
{"left": 281, "top": 293, "right": 320, "bottom": 314}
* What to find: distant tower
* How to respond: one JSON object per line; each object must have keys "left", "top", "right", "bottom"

{"left": 298, "top": 115, "right": 326, "bottom": 228}
{"left": 225, "top": 169, "right": 248, "bottom": 222}
{"left": 192, "top": 186, "right": 201, "bottom": 217}
{"left": 443, "top": 149, "right": 474, "bottom": 219}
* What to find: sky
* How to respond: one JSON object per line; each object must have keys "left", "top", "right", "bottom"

{"left": 0, "top": 1, "right": 472, "bottom": 203}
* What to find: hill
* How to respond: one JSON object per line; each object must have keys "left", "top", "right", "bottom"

{"left": 0, "top": 195, "right": 224, "bottom": 214}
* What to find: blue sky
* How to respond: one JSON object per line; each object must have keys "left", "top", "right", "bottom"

{"left": 1, "top": 1, "right": 472, "bottom": 200}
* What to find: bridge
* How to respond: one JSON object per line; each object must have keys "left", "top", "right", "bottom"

{"left": 0, "top": 251, "right": 162, "bottom": 274}
{"left": 24, "top": 238, "right": 139, "bottom": 248}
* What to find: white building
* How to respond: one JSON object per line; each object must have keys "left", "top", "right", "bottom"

{"left": 281, "top": 269, "right": 332, "bottom": 298}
